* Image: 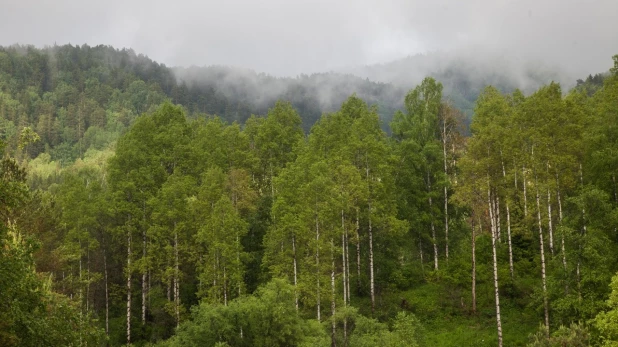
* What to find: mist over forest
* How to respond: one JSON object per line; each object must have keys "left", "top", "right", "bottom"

{"left": 2, "top": 1, "right": 618, "bottom": 346}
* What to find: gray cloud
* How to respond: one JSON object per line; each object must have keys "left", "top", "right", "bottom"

{"left": 1, "top": 0, "right": 617, "bottom": 77}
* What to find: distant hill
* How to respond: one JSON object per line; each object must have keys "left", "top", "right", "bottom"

{"left": 0, "top": 43, "right": 593, "bottom": 164}
{"left": 342, "top": 50, "right": 578, "bottom": 118}
{"left": 0, "top": 44, "right": 406, "bottom": 163}
{"left": 172, "top": 65, "right": 405, "bottom": 129}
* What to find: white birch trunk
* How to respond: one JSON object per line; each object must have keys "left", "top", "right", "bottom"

{"left": 127, "top": 225, "right": 132, "bottom": 345}
{"left": 536, "top": 181, "right": 550, "bottom": 337}
{"left": 428, "top": 171, "right": 439, "bottom": 271}
{"left": 547, "top": 188, "right": 554, "bottom": 256}
{"left": 316, "top": 213, "right": 321, "bottom": 321}
{"left": 557, "top": 176, "right": 567, "bottom": 272}
{"left": 223, "top": 265, "right": 228, "bottom": 306}
{"left": 367, "top": 158, "right": 376, "bottom": 313}
{"left": 368, "top": 201, "right": 375, "bottom": 314}
{"left": 104, "top": 249, "right": 109, "bottom": 337}
{"left": 580, "top": 163, "right": 587, "bottom": 234}
{"left": 472, "top": 218, "right": 477, "bottom": 314}
{"left": 79, "top": 246, "right": 83, "bottom": 309}
{"left": 79, "top": 246, "right": 83, "bottom": 347}
{"left": 523, "top": 165, "right": 528, "bottom": 217}
{"left": 496, "top": 197, "right": 501, "bottom": 243}
{"left": 506, "top": 202, "right": 514, "bottom": 279}
{"left": 578, "top": 163, "right": 586, "bottom": 301}
{"left": 87, "top": 246, "right": 90, "bottom": 313}
{"left": 442, "top": 123, "right": 450, "bottom": 261}
{"left": 331, "top": 239, "right": 337, "bottom": 347}
{"left": 174, "top": 226, "right": 180, "bottom": 327}
{"left": 355, "top": 207, "right": 361, "bottom": 294}
{"left": 491, "top": 214, "right": 504, "bottom": 347}
{"left": 293, "top": 234, "right": 299, "bottom": 311}
{"left": 488, "top": 188, "right": 503, "bottom": 347}
{"left": 341, "top": 210, "right": 347, "bottom": 306}
{"left": 345, "top": 225, "right": 351, "bottom": 305}
{"left": 142, "top": 230, "right": 147, "bottom": 324}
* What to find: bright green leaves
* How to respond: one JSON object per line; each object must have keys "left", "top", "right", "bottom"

{"left": 391, "top": 77, "right": 450, "bottom": 272}
{"left": 264, "top": 94, "right": 405, "bottom": 323}
{"left": 17, "top": 126, "right": 40, "bottom": 150}
{"left": 394, "top": 77, "right": 443, "bottom": 145}
{"left": 250, "top": 101, "right": 304, "bottom": 196}
{"left": 349, "top": 311, "right": 423, "bottom": 347}
{"left": 594, "top": 273, "right": 618, "bottom": 346}
{"left": 0, "top": 140, "right": 104, "bottom": 346}
{"left": 197, "top": 194, "right": 248, "bottom": 303}
{"left": 162, "top": 279, "right": 327, "bottom": 347}
{"left": 193, "top": 167, "right": 253, "bottom": 305}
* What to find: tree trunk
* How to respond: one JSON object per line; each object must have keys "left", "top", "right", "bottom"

{"left": 341, "top": 210, "right": 347, "bottom": 306}
{"left": 488, "top": 188, "right": 503, "bottom": 347}
{"left": 577, "top": 163, "right": 586, "bottom": 301}
{"left": 514, "top": 166, "right": 518, "bottom": 191}
{"left": 355, "top": 207, "right": 361, "bottom": 295}
{"left": 174, "top": 225, "right": 180, "bottom": 327}
{"left": 419, "top": 235, "right": 424, "bottom": 271}
{"left": 331, "top": 239, "right": 337, "bottom": 347}
{"left": 223, "top": 265, "right": 228, "bottom": 306}
{"left": 442, "top": 125, "right": 449, "bottom": 261}
{"left": 580, "top": 163, "right": 587, "bottom": 234}
{"left": 87, "top": 246, "right": 90, "bottom": 313}
{"left": 345, "top": 224, "right": 351, "bottom": 306}
{"left": 367, "top": 158, "right": 376, "bottom": 313}
{"left": 142, "top": 229, "right": 147, "bottom": 325}
{"left": 491, "top": 212, "right": 504, "bottom": 347}
{"left": 547, "top": 188, "right": 554, "bottom": 256}
{"left": 214, "top": 253, "right": 219, "bottom": 302}
{"left": 444, "top": 184, "right": 449, "bottom": 262}
{"left": 506, "top": 202, "right": 514, "bottom": 279}
{"left": 127, "top": 225, "right": 132, "bottom": 345}
{"left": 472, "top": 218, "right": 477, "bottom": 314}
{"left": 613, "top": 174, "right": 617, "bottom": 204}
{"left": 428, "top": 171, "right": 439, "bottom": 271}
{"left": 316, "top": 212, "right": 321, "bottom": 321}
{"left": 79, "top": 244, "right": 83, "bottom": 309}
{"left": 341, "top": 222, "right": 347, "bottom": 346}
{"left": 104, "top": 249, "right": 109, "bottom": 337}
{"left": 535, "top": 179, "right": 550, "bottom": 337}
{"left": 557, "top": 176, "right": 567, "bottom": 273}
{"left": 523, "top": 165, "right": 528, "bottom": 217}
{"left": 368, "top": 201, "right": 375, "bottom": 314}
{"left": 341, "top": 210, "right": 350, "bottom": 346}
{"left": 293, "top": 234, "right": 299, "bottom": 311}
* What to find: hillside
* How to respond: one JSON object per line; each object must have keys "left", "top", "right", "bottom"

{"left": 1, "top": 44, "right": 584, "bottom": 166}
{"left": 0, "top": 44, "right": 405, "bottom": 160}
{"left": 2, "top": 42, "right": 618, "bottom": 347}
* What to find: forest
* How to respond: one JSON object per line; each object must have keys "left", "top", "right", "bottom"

{"left": 1, "top": 43, "right": 618, "bottom": 347}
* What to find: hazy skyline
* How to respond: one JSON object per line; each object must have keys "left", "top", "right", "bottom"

{"left": 2, "top": 0, "right": 617, "bottom": 76}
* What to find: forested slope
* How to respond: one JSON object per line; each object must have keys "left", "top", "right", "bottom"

{"left": 1, "top": 44, "right": 618, "bottom": 346}
{"left": 0, "top": 43, "right": 405, "bottom": 166}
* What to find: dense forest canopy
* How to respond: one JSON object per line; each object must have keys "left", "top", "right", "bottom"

{"left": 1, "top": 43, "right": 618, "bottom": 346}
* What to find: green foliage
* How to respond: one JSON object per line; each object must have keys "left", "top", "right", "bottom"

{"left": 160, "top": 279, "right": 327, "bottom": 347}
{"left": 0, "top": 140, "right": 104, "bottom": 346}
{"left": 3, "top": 48, "right": 618, "bottom": 346}
{"left": 594, "top": 273, "right": 618, "bottom": 346}
{"left": 348, "top": 311, "right": 422, "bottom": 347}
{"left": 527, "top": 323, "right": 589, "bottom": 347}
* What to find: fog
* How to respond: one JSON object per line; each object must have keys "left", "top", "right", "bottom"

{"left": 1, "top": 0, "right": 617, "bottom": 78}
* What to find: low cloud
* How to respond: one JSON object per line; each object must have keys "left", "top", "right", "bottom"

{"left": 1, "top": 0, "right": 616, "bottom": 77}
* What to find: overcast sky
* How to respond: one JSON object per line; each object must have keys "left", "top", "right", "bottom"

{"left": 1, "top": 0, "right": 617, "bottom": 76}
